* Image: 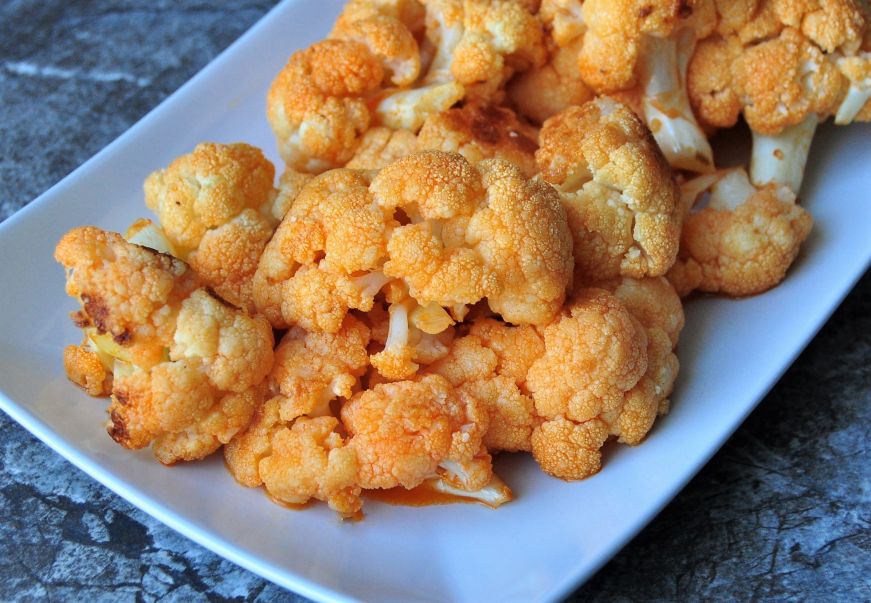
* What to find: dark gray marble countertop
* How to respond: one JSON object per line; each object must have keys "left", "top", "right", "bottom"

{"left": 1, "top": 1, "right": 869, "bottom": 601}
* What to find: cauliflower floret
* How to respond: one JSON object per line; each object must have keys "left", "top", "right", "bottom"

{"left": 333, "top": 0, "right": 427, "bottom": 35}
{"left": 834, "top": 51, "right": 871, "bottom": 124}
{"left": 260, "top": 417, "right": 361, "bottom": 517}
{"left": 225, "top": 398, "right": 362, "bottom": 517}
{"left": 267, "top": 39, "right": 384, "bottom": 171}
{"left": 733, "top": 27, "right": 844, "bottom": 134}
{"left": 375, "top": 81, "right": 467, "bottom": 131}
{"left": 507, "top": 37, "right": 594, "bottom": 124}
{"left": 577, "top": 0, "right": 712, "bottom": 94}
{"left": 448, "top": 0, "right": 547, "bottom": 99}
{"left": 774, "top": 0, "right": 866, "bottom": 53}
{"left": 55, "top": 227, "right": 200, "bottom": 369}
{"left": 687, "top": 34, "right": 744, "bottom": 129}
{"left": 331, "top": 14, "right": 422, "bottom": 87}
{"left": 346, "top": 127, "right": 420, "bottom": 169}
{"left": 270, "top": 315, "right": 371, "bottom": 421}
{"left": 677, "top": 168, "right": 814, "bottom": 296}
{"left": 55, "top": 227, "right": 274, "bottom": 464}
{"left": 466, "top": 159, "right": 574, "bottom": 323}
{"left": 63, "top": 337, "right": 113, "bottom": 397}
{"left": 341, "top": 374, "right": 491, "bottom": 491}
{"left": 537, "top": 97, "right": 681, "bottom": 282}
{"left": 143, "top": 143, "right": 278, "bottom": 311}
{"left": 252, "top": 169, "right": 394, "bottom": 331}
{"left": 598, "top": 275, "right": 684, "bottom": 425}
{"left": 369, "top": 297, "right": 455, "bottom": 379}
{"left": 427, "top": 324, "right": 540, "bottom": 452}
{"left": 374, "top": 151, "right": 573, "bottom": 324}
{"left": 528, "top": 285, "right": 683, "bottom": 480}
{"left": 418, "top": 102, "right": 539, "bottom": 177}
{"left": 539, "top": 0, "right": 585, "bottom": 48}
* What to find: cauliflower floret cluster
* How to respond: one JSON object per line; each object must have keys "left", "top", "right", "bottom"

{"left": 55, "top": 227, "right": 274, "bottom": 464}
{"left": 54, "top": 0, "right": 870, "bottom": 519}
{"left": 253, "top": 150, "right": 572, "bottom": 342}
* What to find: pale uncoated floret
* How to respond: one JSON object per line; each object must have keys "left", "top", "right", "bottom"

{"left": 143, "top": 142, "right": 279, "bottom": 311}
{"left": 537, "top": 97, "right": 682, "bottom": 282}
{"left": 55, "top": 227, "right": 274, "bottom": 464}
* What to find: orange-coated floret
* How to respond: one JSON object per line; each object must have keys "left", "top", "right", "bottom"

{"left": 267, "top": 39, "right": 384, "bottom": 171}
{"left": 374, "top": 151, "right": 572, "bottom": 325}
{"left": 252, "top": 169, "right": 393, "bottom": 331}
{"left": 418, "top": 102, "right": 539, "bottom": 177}
{"left": 577, "top": 0, "right": 708, "bottom": 94}
{"left": 269, "top": 315, "right": 371, "bottom": 421}
{"left": 63, "top": 339, "right": 113, "bottom": 396}
{"left": 774, "top": 0, "right": 866, "bottom": 53}
{"left": 677, "top": 168, "right": 814, "bottom": 296}
{"left": 333, "top": 0, "right": 426, "bottom": 35}
{"left": 447, "top": 0, "right": 547, "bottom": 99}
{"left": 507, "top": 36, "right": 593, "bottom": 124}
{"left": 537, "top": 97, "right": 681, "bottom": 282}
{"left": 427, "top": 323, "right": 540, "bottom": 452}
{"left": 341, "top": 374, "right": 490, "bottom": 490}
{"left": 526, "top": 280, "right": 681, "bottom": 480}
{"left": 225, "top": 398, "right": 362, "bottom": 517}
{"left": 143, "top": 142, "right": 278, "bottom": 311}
{"left": 687, "top": 34, "right": 744, "bottom": 129}
{"left": 733, "top": 27, "right": 844, "bottom": 134}
{"left": 55, "top": 227, "right": 274, "bottom": 464}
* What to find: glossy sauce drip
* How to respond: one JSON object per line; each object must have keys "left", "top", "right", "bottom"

{"left": 364, "top": 481, "right": 476, "bottom": 507}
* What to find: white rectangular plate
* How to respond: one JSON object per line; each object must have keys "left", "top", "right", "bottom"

{"left": 0, "top": 1, "right": 869, "bottom": 601}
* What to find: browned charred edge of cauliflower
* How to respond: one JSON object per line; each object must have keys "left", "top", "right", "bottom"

{"left": 55, "top": 227, "right": 274, "bottom": 464}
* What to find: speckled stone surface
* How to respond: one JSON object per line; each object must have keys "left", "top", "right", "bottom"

{"left": 1, "top": 1, "right": 868, "bottom": 601}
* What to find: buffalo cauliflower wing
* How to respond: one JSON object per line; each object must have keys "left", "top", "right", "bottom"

{"left": 341, "top": 374, "right": 492, "bottom": 491}
{"left": 224, "top": 316, "right": 371, "bottom": 517}
{"left": 537, "top": 97, "right": 681, "bottom": 282}
{"left": 527, "top": 281, "right": 683, "bottom": 480}
{"left": 55, "top": 227, "right": 274, "bottom": 464}
{"left": 143, "top": 142, "right": 285, "bottom": 312}
{"left": 675, "top": 168, "right": 813, "bottom": 296}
